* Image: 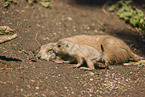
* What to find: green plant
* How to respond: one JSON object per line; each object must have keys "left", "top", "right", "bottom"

{"left": 108, "top": 0, "right": 132, "bottom": 12}
{"left": 27, "top": 0, "right": 50, "bottom": 8}
{"left": 108, "top": 0, "right": 145, "bottom": 31}
{"left": 3, "top": 0, "right": 17, "bottom": 8}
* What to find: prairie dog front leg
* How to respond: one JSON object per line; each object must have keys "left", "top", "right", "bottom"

{"left": 79, "top": 58, "right": 95, "bottom": 70}
{"left": 74, "top": 56, "right": 83, "bottom": 68}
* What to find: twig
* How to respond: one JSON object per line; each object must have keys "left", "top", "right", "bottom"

{"left": 35, "top": 32, "right": 41, "bottom": 47}
{"left": 135, "top": 27, "right": 144, "bottom": 38}
{"left": 39, "top": 32, "right": 49, "bottom": 40}
{"left": 102, "top": 1, "right": 110, "bottom": 16}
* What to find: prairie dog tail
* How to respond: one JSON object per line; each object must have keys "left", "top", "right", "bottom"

{"left": 124, "top": 59, "right": 145, "bottom": 66}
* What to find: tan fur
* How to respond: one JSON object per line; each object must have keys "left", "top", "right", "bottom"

{"left": 100, "top": 36, "right": 140, "bottom": 65}
{"left": 37, "top": 35, "right": 98, "bottom": 62}
{"left": 37, "top": 42, "right": 75, "bottom": 63}
{"left": 124, "top": 60, "right": 145, "bottom": 66}
{"left": 36, "top": 43, "right": 56, "bottom": 61}
{"left": 53, "top": 40, "right": 102, "bottom": 70}
{"left": 38, "top": 35, "right": 140, "bottom": 67}
{"left": 61, "top": 35, "right": 140, "bottom": 65}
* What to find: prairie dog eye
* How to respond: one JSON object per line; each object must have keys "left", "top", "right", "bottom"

{"left": 58, "top": 45, "right": 61, "bottom": 48}
{"left": 66, "top": 44, "right": 69, "bottom": 47}
{"left": 48, "top": 49, "right": 53, "bottom": 52}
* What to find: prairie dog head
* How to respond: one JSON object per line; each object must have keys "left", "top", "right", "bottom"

{"left": 53, "top": 40, "right": 74, "bottom": 55}
{"left": 37, "top": 43, "right": 56, "bottom": 61}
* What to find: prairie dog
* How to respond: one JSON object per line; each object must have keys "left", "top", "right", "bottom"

{"left": 61, "top": 35, "right": 140, "bottom": 65}
{"left": 37, "top": 42, "right": 75, "bottom": 63}
{"left": 53, "top": 40, "right": 103, "bottom": 70}
{"left": 36, "top": 43, "right": 56, "bottom": 61}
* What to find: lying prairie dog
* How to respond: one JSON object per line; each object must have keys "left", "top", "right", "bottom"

{"left": 36, "top": 42, "right": 74, "bottom": 63}
{"left": 61, "top": 35, "right": 141, "bottom": 65}
{"left": 53, "top": 40, "right": 103, "bottom": 70}
{"left": 36, "top": 43, "right": 56, "bottom": 61}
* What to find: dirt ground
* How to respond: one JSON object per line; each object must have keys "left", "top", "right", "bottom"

{"left": 0, "top": 0, "right": 145, "bottom": 96}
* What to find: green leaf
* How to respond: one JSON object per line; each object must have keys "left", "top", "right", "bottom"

{"left": 135, "top": 9, "right": 144, "bottom": 17}
{"left": 3, "top": 1, "right": 10, "bottom": 8}
{"left": 28, "top": 0, "right": 33, "bottom": 4}
{"left": 117, "top": 6, "right": 133, "bottom": 19}
{"left": 108, "top": 5, "right": 116, "bottom": 12}
{"left": 124, "top": 17, "right": 130, "bottom": 21}
{"left": 108, "top": 0, "right": 145, "bottom": 31}
{"left": 139, "top": 18, "right": 144, "bottom": 24}
{"left": 117, "top": 10, "right": 133, "bottom": 18}
{"left": 130, "top": 17, "right": 140, "bottom": 26}
{"left": 118, "top": 6, "right": 131, "bottom": 13}
{"left": 39, "top": 1, "right": 50, "bottom": 8}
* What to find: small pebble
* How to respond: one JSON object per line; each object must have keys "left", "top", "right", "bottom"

{"left": 36, "top": 87, "right": 39, "bottom": 89}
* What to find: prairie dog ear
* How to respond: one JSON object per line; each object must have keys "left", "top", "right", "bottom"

{"left": 60, "top": 40, "right": 68, "bottom": 43}
{"left": 101, "top": 44, "right": 104, "bottom": 53}
{"left": 60, "top": 40, "right": 71, "bottom": 44}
